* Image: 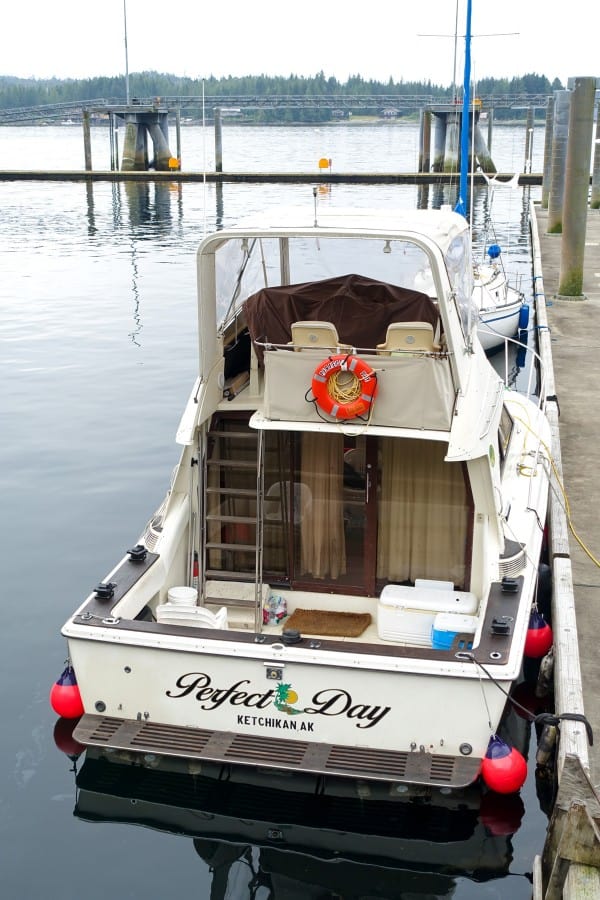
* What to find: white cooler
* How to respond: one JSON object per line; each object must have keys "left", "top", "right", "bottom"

{"left": 377, "top": 580, "right": 478, "bottom": 645}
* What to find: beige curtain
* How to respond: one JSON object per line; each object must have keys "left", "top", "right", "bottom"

{"left": 300, "top": 432, "right": 346, "bottom": 579}
{"left": 377, "top": 438, "right": 470, "bottom": 588}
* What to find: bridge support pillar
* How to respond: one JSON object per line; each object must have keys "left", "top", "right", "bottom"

{"left": 444, "top": 113, "right": 460, "bottom": 173}
{"left": 431, "top": 107, "right": 497, "bottom": 177}
{"left": 432, "top": 114, "right": 446, "bottom": 172}
{"left": 473, "top": 123, "right": 496, "bottom": 173}
{"left": 112, "top": 105, "right": 178, "bottom": 172}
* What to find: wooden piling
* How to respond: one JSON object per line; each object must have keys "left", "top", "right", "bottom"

{"left": 547, "top": 90, "right": 571, "bottom": 234}
{"left": 558, "top": 77, "right": 596, "bottom": 298}
{"left": 82, "top": 110, "right": 92, "bottom": 171}
{"left": 214, "top": 107, "right": 223, "bottom": 174}
{"left": 524, "top": 106, "right": 535, "bottom": 173}
{"left": 418, "top": 109, "right": 432, "bottom": 173}
{"left": 486, "top": 107, "right": 493, "bottom": 153}
{"left": 175, "top": 107, "right": 182, "bottom": 169}
{"left": 591, "top": 105, "right": 600, "bottom": 210}
{"left": 541, "top": 97, "right": 554, "bottom": 209}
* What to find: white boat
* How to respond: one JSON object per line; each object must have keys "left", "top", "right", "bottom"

{"left": 473, "top": 170, "right": 526, "bottom": 352}
{"left": 473, "top": 243, "right": 525, "bottom": 353}
{"left": 59, "top": 201, "right": 551, "bottom": 791}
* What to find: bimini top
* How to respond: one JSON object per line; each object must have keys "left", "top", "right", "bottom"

{"left": 207, "top": 205, "right": 470, "bottom": 258}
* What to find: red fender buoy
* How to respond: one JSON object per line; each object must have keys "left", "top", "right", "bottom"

{"left": 481, "top": 735, "right": 527, "bottom": 794}
{"left": 50, "top": 664, "right": 84, "bottom": 719}
{"left": 311, "top": 355, "right": 377, "bottom": 419}
{"left": 524, "top": 610, "right": 553, "bottom": 659}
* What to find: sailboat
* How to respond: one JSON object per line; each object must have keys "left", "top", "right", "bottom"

{"left": 473, "top": 174, "right": 527, "bottom": 352}
{"left": 452, "top": 5, "right": 526, "bottom": 351}
{"left": 52, "top": 1, "right": 550, "bottom": 794}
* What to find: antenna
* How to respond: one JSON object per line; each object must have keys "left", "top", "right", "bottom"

{"left": 123, "top": 0, "right": 130, "bottom": 105}
{"left": 202, "top": 79, "right": 207, "bottom": 234}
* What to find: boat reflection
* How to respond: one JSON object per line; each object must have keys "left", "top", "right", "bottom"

{"left": 74, "top": 748, "right": 527, "bottom": 898}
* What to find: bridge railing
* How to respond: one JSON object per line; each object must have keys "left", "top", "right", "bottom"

{"left": 0, "top": 93, "right": 553, "bottom": 124}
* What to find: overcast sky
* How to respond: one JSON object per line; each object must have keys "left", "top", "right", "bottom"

{"left": 2, "top": 0, "right": 596, "bottom": 87}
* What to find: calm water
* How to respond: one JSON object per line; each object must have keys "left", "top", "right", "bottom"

{"left": 1, "top": 124, "right": 547, "bottom": 899}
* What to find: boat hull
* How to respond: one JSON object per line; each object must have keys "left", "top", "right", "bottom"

{"left": 477, "top": 300, "right": 523, "bottom": 352}
{"left": 68, "top": 632, "right": 515, "bottom": 788}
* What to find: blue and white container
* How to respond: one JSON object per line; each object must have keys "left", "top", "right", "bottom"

{"left": 431, "top": 612, "right": 478, "bottom": 650}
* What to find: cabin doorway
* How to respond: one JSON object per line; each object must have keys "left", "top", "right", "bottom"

{"left": 291, "top": 433, "right": 472, "bottom": 595}
{"left": 292, "top": 433, "right": 377, "bottom": 595}
{"left": 204, "top": 416, "right": 472, "bottom": 596}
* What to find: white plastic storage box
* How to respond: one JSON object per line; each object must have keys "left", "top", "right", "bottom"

{"left": 377, "top": 581, "right": 478, "bottom": 645}
{"left": 431, "top": 613, "right": 478, "bottom": 650}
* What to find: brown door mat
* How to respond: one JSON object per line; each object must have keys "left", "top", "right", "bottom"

{"left": 284, "top": 608, "right": 372, "bottom": 637}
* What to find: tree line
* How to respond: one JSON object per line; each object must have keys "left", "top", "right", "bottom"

{"left": 0, "top": 71, "right": 562, "bottom": 122}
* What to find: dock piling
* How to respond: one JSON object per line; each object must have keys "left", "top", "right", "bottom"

{"left": 591, "top": 103, "right": 600, "bottom": 210}
{"left": 541, "top": 97, "right": 554, "bottom": 209}
{"left": 547, "top": 90, "right": 571, "bottom": 234}
{"left": 82, "top": 110, "right": 92, "bottom": 171}
{"left": 418, "top": 110, "right": 432, "bottom": 173}
{"left": 524, "top": 107, "right": 535, "bottom": 173}
{"left": 558, "top": 77, "right": 597, "bottom": 298}
{"left": 214, "top": 108, "right": 223, "bottom": 174}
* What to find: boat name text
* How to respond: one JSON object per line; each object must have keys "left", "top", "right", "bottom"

{"left": 166, "top": 673, "right": 391, "bottom": 728}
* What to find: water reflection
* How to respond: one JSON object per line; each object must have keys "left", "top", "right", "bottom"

{"left": 85, "top": 180, "right": 186, "bottom": 237}
{"left": 128, "top": 240, "right": 142, "bottom": 348}
{"left": 72, "top": 748, "right": 530, "bottom": 899}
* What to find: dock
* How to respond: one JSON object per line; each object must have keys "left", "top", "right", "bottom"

{"left": 535, "top": 201, "right": 600, "bottom": 784}
{"left": 533, "top": 203, "right": 600, "bottom": 897}
{"left": 0, "top": 170, "right": 544, "bottom": 185}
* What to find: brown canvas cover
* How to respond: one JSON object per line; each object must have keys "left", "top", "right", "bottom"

{"left": 244, "top": 273, "right": 439, "bottom": 364}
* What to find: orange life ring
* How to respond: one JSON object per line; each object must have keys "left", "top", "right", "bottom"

{"left": 311, "top": 354, "right": 377, "bottom": 420}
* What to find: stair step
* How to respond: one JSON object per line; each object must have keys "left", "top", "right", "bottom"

{"left": 205, "top": 570, "right": 260, "bottom": 581}
{"left": 206, "top": 487, "right": 257, "bottom": 497}
{"left": 205, "top": 596, "right": 255, "bottom": 608}
{"left": 206, "top": 542, "right": 256, "bottom": 552}
{"left": 207, "top": 458, "right": 257, "bottom": 469}
{"left": 208, "top": 431, "right": 258, "bottom": 440}
{"left": 206, "top": 514, "right": 257, "bottom": 524}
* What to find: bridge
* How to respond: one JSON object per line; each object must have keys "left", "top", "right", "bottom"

{"left": 0, "top": 93, "right": 552, "bottom": 125}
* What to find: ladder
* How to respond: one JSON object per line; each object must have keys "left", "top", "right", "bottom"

{"left": 202, "top": 421, "right": 265, "bottom": 630}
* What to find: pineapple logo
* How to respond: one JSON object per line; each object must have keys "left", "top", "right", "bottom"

{"left": 273, "top": 683, "right": 304, "bottom": 715}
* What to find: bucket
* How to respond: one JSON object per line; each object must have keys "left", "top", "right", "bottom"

{"left": 167, "top": 586, "right": 198, "bottom": 607}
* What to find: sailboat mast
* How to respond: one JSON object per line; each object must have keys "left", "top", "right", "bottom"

{"left": 455, "top": 0, "right": 472, "bottom": 218}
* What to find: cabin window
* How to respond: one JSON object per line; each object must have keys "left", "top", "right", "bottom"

{"left": 215, "top": 234, "right": 438, "bottom": 328}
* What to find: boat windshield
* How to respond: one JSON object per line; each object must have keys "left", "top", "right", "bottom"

{"left": 214, "top": 235, "right": 438, "bottom": 327}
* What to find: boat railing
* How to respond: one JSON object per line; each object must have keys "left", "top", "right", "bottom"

{"left": 494, "top": 331, "right": 547, "bottom": 411}
{"left": 253, "top": 338, "right": 448, "bottom": 359}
